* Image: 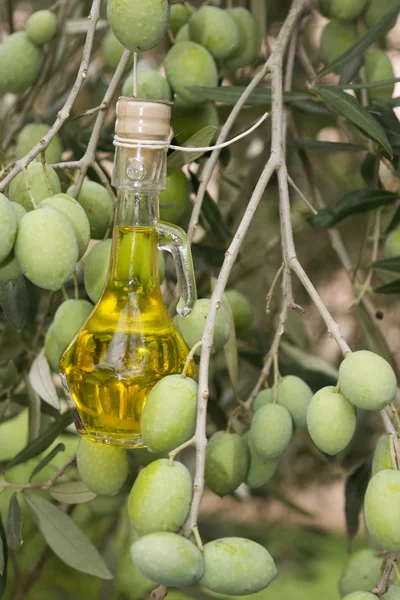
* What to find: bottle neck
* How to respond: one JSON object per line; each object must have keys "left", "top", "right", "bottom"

{"left": 112, "top": 145, "right": 168, "bottom": 192}
{"left": 114, "top": 189, "right": 159, "bottom": 228}
{"left": 107, "top": 190, "right": 160, "bottom": 294}
{"left": 107, "top": 142, "right": 168, "bottom": 294}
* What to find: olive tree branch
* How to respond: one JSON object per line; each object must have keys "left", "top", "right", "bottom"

{"left": 381, "top": 408, "right": 400, "bottom": 466}
{"left": 293, "top": 48, "right": 400, "bottom": 461}
{"left": 186, "top": 2, "right": 311, "bottom": 243}
{"left": 352, "top": 207, "right": 382, "bottom": 306}
{"left": 0, "top": 0, "right": 103, "bottom": 192}
{"left": 275, "top": 32, "right": 351, "bottom": 356}
{"left": 151, "top": 4, "right": 312, "bottom": 600}
{"left": 370, "top": 551, "right": 398, "bottom": 597}
{"left": 289, "top": 113, "right": 399, "bottom": 372}
{"left": 0, "top": 453, "right": 76, "bottom": 492}
{"left": 3, "top": 0, "right": 70, "bottom": 150}
{"left": 185, "top": 0, "right": 312, "bottom": 537}
{"left": 243, "top": 282, "right": 289, "bottom": 411}
{"left": 50, "top": 49, "right": 131, "bottom": 202}
{"left": 69, "top": 48, "right": 132, "bottom": 198}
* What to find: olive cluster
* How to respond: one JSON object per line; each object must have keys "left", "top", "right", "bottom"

{"left": 0, "top": 164, "right": 113, "bottom": 291}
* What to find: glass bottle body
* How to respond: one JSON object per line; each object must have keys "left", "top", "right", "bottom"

{"left": 59, "top": 187, "right": 196, "bottom": 448}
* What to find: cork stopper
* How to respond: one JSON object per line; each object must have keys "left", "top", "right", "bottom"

{"left": 112, "top": 98, "right": 172, "bottom": 190}
{"left": 115, "top": 97, "right": 172, "bottom": 141}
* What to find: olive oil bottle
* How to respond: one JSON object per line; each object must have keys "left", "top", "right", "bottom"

{"left": 60, "top": 99, "right": 196, "bottom": 447}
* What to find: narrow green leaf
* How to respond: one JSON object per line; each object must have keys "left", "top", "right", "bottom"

{"left": 49, "top": 480, "right": 97, "bottom": 504}
{"left": 338, "top": 55, "right": 365, "bottom": 85}
{"left": 29, "top": 349, "right": 60, "bottom": 410}
{"left": 267, "top": 486, "right": 315, "bottom": 518}
{"left": 186, "top": 85, "right": 309, "bottom": 106}
{"left": 191, "top": 243, "right": 226, "bottom": 272}
{"left": 29, "top": 443, "right": 65, "bottom": 482}
{"left": 356, "top": 304, "right": 395, "bottom": 368}
{"left": 0, "top": 121, "right": 5, "bottom": 168}
{"left": 307, "top": 189, "right": 397, "bottom": 228}
{"left": 167, "top": 126, "right": 216, "bottom": 173}
{"left": 24, "top": 492, "right": 112, "bottom": 579}
{"left": 6, "top": 494, "right": 22, "bottom": 552}
{"left": 280, "top": 341, "right": 339, "bottom": 380}
{"left": 4, "top": 411, "right": 72, "bottom": 471}
{"left": 0, "top": 514, "right": 7, "bottom": 595}
{"left": 335, "top": 76, "right": 400, "bottom": 90}
{"left": 0, "top": 276, "right": 27, "bottom": 332}
{"left": 370, "top": 102, "right": 400, "bottom": 135}
{"left": 292, "top": 100, "right": 333, "bottom": 116}
{"left": 289, "top": 140, "right": 366, "bottom": 152}
{"left": 360, "top": 153, "right": 379, "bottom": 188}
{"left": 385, "top": 204, "right": 400, "bottom": 234}
{"left": 317, "top": 3, "right": 400, "bottom": 78}
{"left": 345, "top": 459, "right": 371, "bottom": 543}
{"left": 284, "top": 309, "right": 310, "bottom": 350}
{"left": 372, "top": 257, "right": 400, "bottom": 273}
{"left": 190, "top": 173, "right": 232, "bottom": 246}
{"left": 314, "top": 86, "right": 392, "bottom": 156}
{"left": 0, "top": 399, "right": 10, "bottom": 427}
{"left": 1, "top": 361, "right": 18, "bottom": 390}
{"left": 25, "top": 376, "right": 41, "bottom": 442}
{"left": 201, "top": 194, "right": 232, "bottom": 245}
{"left": 221, "top": 290, "right": 239, "bottom": 396}
{"left": 388, "top": 96, "right": 400, "bottom": 107}
{"left": 374, "top": 278, "right": 400, "bottom": 294}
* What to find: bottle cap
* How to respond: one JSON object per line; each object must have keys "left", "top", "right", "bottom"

{"left": 112, "top": 98, "right": 171, "bottom": 190}
{"left": 115, "top": 97, "right": 172, "bottom": 141}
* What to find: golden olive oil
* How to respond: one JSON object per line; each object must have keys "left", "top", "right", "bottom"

{"left": 60, "top": 226, "right": 195, "bottom": 447}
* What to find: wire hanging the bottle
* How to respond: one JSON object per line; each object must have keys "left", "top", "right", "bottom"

{"left": 113, "top": 111, "right": 269, "bottom": 151}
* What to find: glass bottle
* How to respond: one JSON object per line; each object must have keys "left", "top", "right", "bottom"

{"left": 59, "top": 98, "right": 197, "bottom": 448}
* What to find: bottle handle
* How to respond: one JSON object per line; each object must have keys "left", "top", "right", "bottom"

{"left": 156, "top": 222, "right": 197, "bottom": 317}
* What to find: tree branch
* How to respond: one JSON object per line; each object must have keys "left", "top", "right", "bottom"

{"left": 0, "top": 0, "right": 103, "bottom": 192}
{"left": 370, "top": 551, "right": 398, "bottom": 597}
{"left": 3, "top": 0, "right": 70, "bottom": 150}
{"left": 186, "top": 0, "right": 311, "bottom": 243}
{"left": 151, "top": 4, "right": 313, "bottom": 600}
{"left": 185, "top": 0, "right": 312, "bottom": 546}
{"left": 70, "top": 48, "right": 132, "bottom": 198}
{"left": 0, "top": 453, "right": 76, "bottom": 492}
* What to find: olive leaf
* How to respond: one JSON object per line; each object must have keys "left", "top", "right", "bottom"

{"left": 167, "top": 126, "right": 217, "bottom": 172}
{"left": 25, "top": 376, "right": 41, "bottom": 442}
{"left": 288, "top": 140, "right": 366, "bottom": 152}
{"left": 24, "top": 492, "right": 112, "bottom": 579}
{"left": 0, "top": 514, "right": 7, "bottom": 596}
{"left": 49, "top": 481, "right": 96, "bottom": 504}
{"left": 313, "top": 87, "right": 392, "bottom": 157}
{"left": 4, "top": 411, "right": 72, "bottom": 471}
{"left": 29, "top": 443, "right": 65, "bottom": 482}
{"left": 6, "top": 494, "right": 22, "bottom": 552}
{"left": 307, "top": 189, "right": 397, "bottom": 228}
{"left": 345, "top": 459, "right": 371, "bottom": 544}
{"left": 372, "top": 257, "right": 400, "bottom": 273}
{"left": 211, "top": 278, "right": 238, "bottom": 397}
{"left": 1, "top": 361, "right": 18, "bottom": 391}
{"left": 356, "top": 304, "right": 395, "bottom": 370}
{"left": 190, "top": 172, "right": 232, "bottom": 247}
{"left": 374, "top": 279, "right": 400, "bottom": 294}
{"left": 186, "top": 85, "right": 309, "bottom": 106}
{"left": 317, "top": 3, "right": 400, "bottom": 78}
{"left": 29, "top": 348, "right": 60, "bottom": 410}
{"left": 0, "top": 276, "right": 27, "bottom": 333}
